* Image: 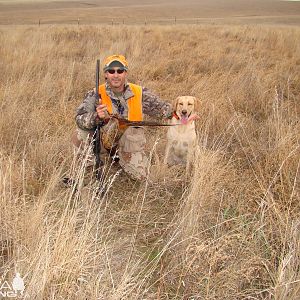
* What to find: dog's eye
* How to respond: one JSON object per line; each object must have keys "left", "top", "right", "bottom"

{"left": 179, "top": 103, "right": 183, "bottom": 106}
{"left": 188, "top": 103, "right": 193, "bottom": 106}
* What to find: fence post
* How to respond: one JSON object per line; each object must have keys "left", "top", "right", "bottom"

{"left": 38, "top": 19, "right": 41, "bottom": 26}
{"left": 111, "top": 19, "right": 114, "bottom": 26}
{"left": 175, "top": 16, "right": 177, "bottom": 25}
{"left": 77, "top": 18, "right": 80, "bottom": 26}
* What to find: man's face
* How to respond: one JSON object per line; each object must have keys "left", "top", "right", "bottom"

{"left": 105, "top": 67, "right": 127, "bottom": 92}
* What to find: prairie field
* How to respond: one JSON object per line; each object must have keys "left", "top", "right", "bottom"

{"left": 0, "top": 21, "right": 300, "bottom": 299}
{"left": 0, "top": 0, "right": 300, "bottom": 26}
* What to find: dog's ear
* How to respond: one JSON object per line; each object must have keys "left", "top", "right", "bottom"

{"left": 193, "top": 97, "right": 201, "bottom": 113}
{"left": 173, "top": 97, "right": 181, "bottom": 111}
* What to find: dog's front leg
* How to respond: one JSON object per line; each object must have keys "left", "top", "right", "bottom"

{"left": 186, "top": 142, "right": 196, "bottom": 181}
{"left": 164, "top": 143, "right": 171, "bottom": 165}
{"left": 186, "top": 149, "right": 191, "bottom": 181}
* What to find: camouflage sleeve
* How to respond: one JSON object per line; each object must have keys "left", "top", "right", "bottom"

{"left": 142, "top": 87, "right": 173, "bottom": 119}
{"left": 75, "top": 90, "right": 100, "bottom": 130}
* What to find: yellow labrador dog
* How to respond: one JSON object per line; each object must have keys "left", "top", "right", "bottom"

{"left": 164, "top": 96, "right": 199, "bottom": 171}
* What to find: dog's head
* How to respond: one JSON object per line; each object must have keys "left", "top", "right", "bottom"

{"left": 173, "top": 96, "right": 199, "bottom": 124}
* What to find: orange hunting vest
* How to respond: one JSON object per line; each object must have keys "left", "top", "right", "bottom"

{"left": 99, "top": 83, "right": 143, "bottom": 121}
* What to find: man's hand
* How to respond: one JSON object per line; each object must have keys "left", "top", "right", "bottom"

{"left": 96, "top": 104, "right": 108, "bottom": 119}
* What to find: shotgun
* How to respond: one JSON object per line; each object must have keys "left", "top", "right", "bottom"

{"left": 93, "top": 59, "right": 103, "bottom": 180}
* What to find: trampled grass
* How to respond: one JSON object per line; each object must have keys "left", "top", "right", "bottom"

{"left": 0, "top": 23, "right": 300, "bottom": 299}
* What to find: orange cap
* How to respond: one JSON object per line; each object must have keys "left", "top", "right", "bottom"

{"left": 103, "top": 54, "right": 128, "bottom": 71}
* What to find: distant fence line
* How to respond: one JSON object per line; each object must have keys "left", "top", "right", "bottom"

{"left": 3, "top": 15, "right": 298, "bottom": 27}
{"left": 34, "top": 17, "right": 221, "bottom": 27}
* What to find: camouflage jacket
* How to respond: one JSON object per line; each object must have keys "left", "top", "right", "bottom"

{"left": 75, "top": 83, "right": 173, "bottom": 131}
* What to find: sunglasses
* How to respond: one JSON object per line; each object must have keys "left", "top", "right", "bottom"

{"left": 107, "top": 69, "right": 126, "bottom": 74}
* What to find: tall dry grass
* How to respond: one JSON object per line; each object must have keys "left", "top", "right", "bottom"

{"left": 0, "top": 24, "right": 300, "bottom": 299}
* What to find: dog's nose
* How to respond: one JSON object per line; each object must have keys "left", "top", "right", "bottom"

{"left": 182, "top": 110, "right": 187, "bottom": 115}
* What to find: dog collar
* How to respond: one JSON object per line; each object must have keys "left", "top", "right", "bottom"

{"left": 173, "top": 112, "right": 180, "bottom": 120}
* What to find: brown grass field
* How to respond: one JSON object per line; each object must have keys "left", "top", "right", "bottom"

{"left": 0, "top": 0, "right": 300, "bottom": 25}
{"left": 0, "top": 0, "right": 300, "bottom": 299}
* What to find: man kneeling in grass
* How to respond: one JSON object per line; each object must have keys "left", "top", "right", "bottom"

{"left": 73, "top": 54, "right": 173, "bottom": 181}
